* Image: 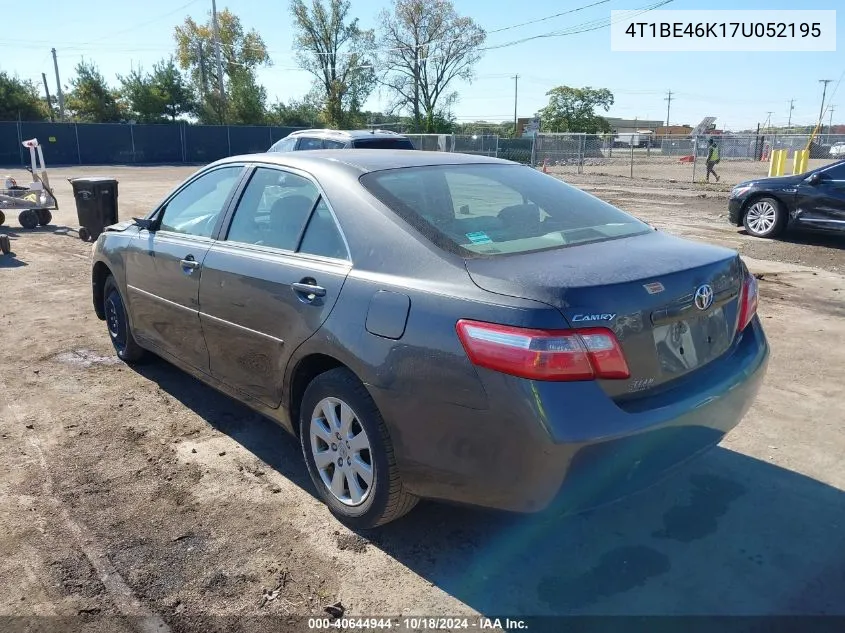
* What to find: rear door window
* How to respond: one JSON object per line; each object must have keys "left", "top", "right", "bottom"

{"left": 297, "top": 137, "right": 323, "bottom": 151}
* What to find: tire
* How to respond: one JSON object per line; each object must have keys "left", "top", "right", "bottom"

{"left": 103, "top": 275, "right": 146, "bottom": 363}
{"left": 78, "top": 227, "right": 91, "bottom": 241}
{"left": 0, "top": 234, "right": 10, "bottom": 256}
{"left": 37, "top": 209, "right": 52, "bottom": 226}
{"left": 0, "top": 210, "right": 5, "bottom": 226}
{"left": 743, "top": 196, "right": 786, "bottom": 238}
{"left": 18, "top": 209, "right": 39, "bottom": 230}
{"left": 299, "top": 368, "right": 418, "bottom": 528}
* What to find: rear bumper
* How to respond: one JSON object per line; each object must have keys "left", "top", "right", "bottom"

{"left": 370, "top": 318, "right": 769, "bottom": 513}
{"left": 728, "top": 198, "right": 744, "bottom": 225}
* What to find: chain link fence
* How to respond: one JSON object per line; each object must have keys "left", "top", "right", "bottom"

{"left": 407, "top": 132, "right": 845, "bottom": 186}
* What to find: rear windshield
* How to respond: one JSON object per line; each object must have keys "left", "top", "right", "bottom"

{"left": 351, "top": 137, "right": 415, "bottom": 150}
{"left": 360, "top": 164, "right": 650, "bottom": 257}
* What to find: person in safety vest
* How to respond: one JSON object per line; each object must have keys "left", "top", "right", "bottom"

{"left": 706, "top": 138, "right": 720, "bottom": 183}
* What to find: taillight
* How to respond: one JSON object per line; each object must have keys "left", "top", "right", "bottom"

{"left": 455, "top": 320, "right": 630, "bottom": 381}
{"left": 737, "top": 272, "right": 758, "bottom": 332}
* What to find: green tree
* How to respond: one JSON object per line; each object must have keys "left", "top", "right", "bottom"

{"left": 174, "top": 9, "right": 270, "bottom": 123}
{"left": 0, "top": 72, "right": 48, "bottom": 121}
{"left": 378, "top": 0, "right": 485, "bottom": 133}
{"left": 538, "top": 86, "right": 614, "bottom": 133}
{"left": 267, "top": 93, "right": 325, "bottom": 127}
{"left": 66, "top": 61, "right": 122, "bottom": 122}
{"left": 120, "top": 59, "right": 195, "bottom": 123}
{"left": 290, "top": 0, "right": 376, "bottom": 128}
{"left": 228, "top": 68, "right": 267, "bottom": 124}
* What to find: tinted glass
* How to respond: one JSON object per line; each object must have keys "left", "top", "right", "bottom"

{"left": 226, "top": 167, "right": 319, "bottom": 251}
{"left": 159, "top": 166, "right": 242, "bottom": 237}
{"left": 323, "top": 139, "right": 346, "bottom": 149}
{"left": 297, "top": 137, "right": 323, "bottom": 151}
{"left": 361, "top": 164, "right": 650, "bottom": 256}
{"left": 299, "top": 198, "right": 348, "bottom": 260}
{"left": 352, "top": 137, "right": 415, "bottom": 149}
{"left": 821, "top": 162, "right": 845, "bottom": 180}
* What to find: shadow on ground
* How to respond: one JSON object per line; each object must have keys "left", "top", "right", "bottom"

{"left": 135, "top": 358, "right": 845, "bottom": 617}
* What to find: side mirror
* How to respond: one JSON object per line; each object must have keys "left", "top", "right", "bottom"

{"left": 133, "top": 217, "right": 156, "bottom": 231}
{"left": 807, "top": 173, "right": 821, "bottom": 186}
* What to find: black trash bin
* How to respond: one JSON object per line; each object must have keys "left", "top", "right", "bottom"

{"left": 68, "top": 177, "right": 119, "bottom": 241}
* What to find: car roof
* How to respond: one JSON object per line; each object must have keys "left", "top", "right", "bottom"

{"left": 286, "top": 128, "right": 408, "bottom": 140}
{"left": 216, "top": 150, "right": 516, "bottom": 174}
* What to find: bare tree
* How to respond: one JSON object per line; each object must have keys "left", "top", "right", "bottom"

{"left": 378, "top": 0, "right": 485, "bottom": 132}
{"left": 290, "top": 0, "right": 375, "bottom": 128}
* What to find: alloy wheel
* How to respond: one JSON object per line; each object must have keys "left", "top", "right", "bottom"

{"left": 309, "top": 397, "right": 373, "bottom": 506}
{"left": 746, "top": 201, "right": 777, "bottom": 235}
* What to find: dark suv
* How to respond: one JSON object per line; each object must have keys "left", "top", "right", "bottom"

{"left": 269, "top": 129, "right": 415, "bottom": 152}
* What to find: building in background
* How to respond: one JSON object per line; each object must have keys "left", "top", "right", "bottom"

{"left": 605, "top": 118, "right": 663, "bottom": 135}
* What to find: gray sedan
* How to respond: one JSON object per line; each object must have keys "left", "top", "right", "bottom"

{"left": 91, "top": 151, "right": 769, "bottom": 528}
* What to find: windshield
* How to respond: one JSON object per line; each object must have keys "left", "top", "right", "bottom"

{"left": 360, "top": 164, "right": 650, "bottom": 257}
{"left": 351, "top": 137, "right": 415, "bottom": 149}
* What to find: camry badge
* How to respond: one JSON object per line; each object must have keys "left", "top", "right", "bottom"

{"left": 694, "top": 284, "right": 714, "bottom": 311}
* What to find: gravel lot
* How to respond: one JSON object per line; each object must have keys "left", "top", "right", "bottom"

{"left": 1, "top": 165, "right": 844, "bottom": 631}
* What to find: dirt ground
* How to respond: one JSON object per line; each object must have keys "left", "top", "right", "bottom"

{"left": 1, "top": 165, "right": 845, "bottom": 631}
{"left": 547, "top": 157, "right": 839, "bottom": 188}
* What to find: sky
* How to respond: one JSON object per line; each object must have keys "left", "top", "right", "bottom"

{"left": 0, "top": 0, "right": 842, "bottom": 131}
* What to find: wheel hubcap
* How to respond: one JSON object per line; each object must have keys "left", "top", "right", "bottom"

{"left": 747, "top": 202, "right": 776, "bottom": 234}
{"left": 309, "top": 397, "right": 373, "bottom": 506}
{"left": 105, "top": 295, "right": 124, "bottom": 347}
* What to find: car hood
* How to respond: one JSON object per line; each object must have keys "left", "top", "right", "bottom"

{"left": 736, "top": 174, "right": 804, "bottom": 189}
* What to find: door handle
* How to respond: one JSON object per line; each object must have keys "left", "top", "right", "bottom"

{"left": 180, "top": 255, "right": 200, "bottom": 272}
{"left": 292, "top": 281, "right": 327, "bottom": 301}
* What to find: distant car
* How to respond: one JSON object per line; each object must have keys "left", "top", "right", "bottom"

{"left": 91, "top": 150, "right": 768, "bottom": 528}
{"left": 269, "top": 129, "right": 415, "bottom": 152}
{"left": 830, "top": 142, "right": 845, "bottom": 158}
{"left": 728, "top": 159, "right": 845, "bottom": 238}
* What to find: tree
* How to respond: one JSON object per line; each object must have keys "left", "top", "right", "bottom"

{"left": 174, "top": 9, "right": 270, "bottom": 123}
{"left": 0, "top": 72, "right": 48, "bottom": 121}
{"left": 120, "top": 59, "right": 196, "bottom": 123}
{"left": 66, "top": 61, "right": 122, "bottom": 122}
{"left": 228, "top": 68, "right": 267, "bottom": 124}
{"left": 267, "top": 93, "right": 325, "bottom": 127}
{"left": 538, "top": 86, "right": 614, "bottom": 133}
{"left": 290, "top": 0, "right": 376, "bottom": 128}
{"left": 378, "top": 0, "right": 485, "bottom": 133}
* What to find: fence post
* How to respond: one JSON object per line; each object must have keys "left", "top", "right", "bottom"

{"left": 495, "top": 135, "right": 499, "bottom": 158}
{"left": 579, "top": 133, "right": 585, "bottom": 175}
{"left": 630, "top": 142, "right": 634, "bottom": 178}
{"left": 129, "top": 124, "right": 136, "bottom": 163}
{"left": 181, "top": 123, "right": 187, "bottom": 163}
{"left": 269, "top": 126, "right": 273, "bottom": 148}
{"left": 530, "top": 135, "right": 536, "bottom": 167}
{"left": 692, "top": 135, "right": 698, "bottom": 183}
{"left": 227, "top": 126, "right": 232, "bottom": 157}
{"left": 16, "top": 120, "right": 24, "bottom": 165}
{"left": 75, "top": 124, "right": 82, "bottom": 165}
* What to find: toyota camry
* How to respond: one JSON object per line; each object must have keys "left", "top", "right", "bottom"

{"left": 91, "top": 151, "right": 769, "bottom": 528}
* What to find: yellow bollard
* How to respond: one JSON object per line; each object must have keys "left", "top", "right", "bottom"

{"left": 768, "top": 149, "right": 786, "bottom": 177}
{"left": 798, "top": 149, "right": 809, "bottom": 174}
{"left": 776, "top": 149, "right": 787, "bottom": 176}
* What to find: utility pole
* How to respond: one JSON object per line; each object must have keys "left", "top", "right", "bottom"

{"left": 817, "top": 79, "right": 833, "bottom": 129}
{"left": 787, "top": 98, "right": 794, "bottom": 130}
{"left": 765, "top": 111, "right": 773, "bottom": 133}
{"left": 41, "top": 73, "right": 55, "bottom": 122}
{"left": 664, "top": 89, "right": 673, "bottom": 127}
{"left": 51, "top": 48, "right": 65, "bottom": 122}
{"left": 828, "top": 105, "right": 836, "bottom": 142}
{"left": 512, "top": 75, "right": 519, "bottom": 138}
{"left": 211, "top": 0, "right": 226, "bottom": 122}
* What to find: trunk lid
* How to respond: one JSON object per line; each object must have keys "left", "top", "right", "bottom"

{"left": 464, "top": 231, "right": 745, "bottom": 398}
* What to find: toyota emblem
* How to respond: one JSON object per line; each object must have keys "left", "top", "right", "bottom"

{"left": 694, "top": 284, "right": 714, "bottom": 311}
